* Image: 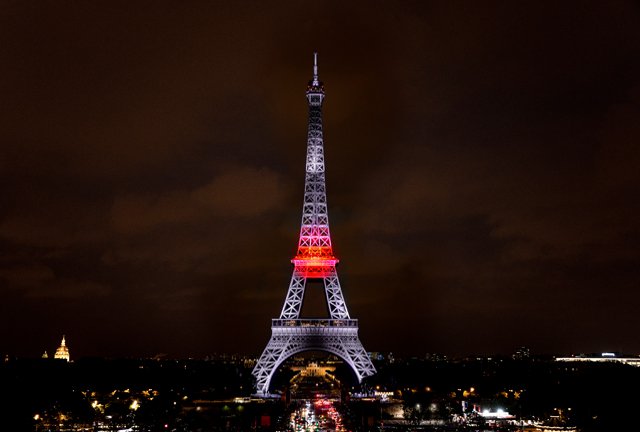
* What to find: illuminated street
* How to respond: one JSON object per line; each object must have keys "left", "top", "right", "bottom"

{"left": 288, "top": 399, "right": 346, "bottom": 432}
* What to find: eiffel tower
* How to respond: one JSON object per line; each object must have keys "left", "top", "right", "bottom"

{"left": 252, "top": 53, "right": 376, "bottom": 396}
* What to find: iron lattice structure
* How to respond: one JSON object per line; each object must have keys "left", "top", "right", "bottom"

{"left": 252, "top": 54, "right": 376, "bottom": 396}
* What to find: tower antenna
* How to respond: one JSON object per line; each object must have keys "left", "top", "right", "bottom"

{"left": 312, "top": 51, "right": 319, "bottom": 86}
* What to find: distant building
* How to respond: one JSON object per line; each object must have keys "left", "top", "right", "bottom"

{"left": 556, "top": 352, "right": 640, "bottom": 366}
{"left": 42, "top": 351, "right": 48, "bottom": 359}
{"left": 290, "top": 362, "right": 336, "bottom": 377}
{"left": 369, "top": 352, "right": 396, "bottom": 363}
{"left": 513, "top": 346, "right": 530, "bottom": 360}
{"left": 54, "top": 335, "right": 70, "bottom": 362}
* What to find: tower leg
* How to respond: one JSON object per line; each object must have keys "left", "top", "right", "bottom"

{"left": 280, "top": 275, "right": 306, "bottom": 319}
{"left": 323, "top": 268, "right": 350, "bottom": 319}
{"left": 253, "top": 334, "right": 293, "bottom": 396}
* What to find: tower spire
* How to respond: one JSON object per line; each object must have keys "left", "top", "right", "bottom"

{"left": 307, "top": 52, "right": 324, "bottom": 100}
{"left": 313, "top": 51, "right": 319, "bottom": 86}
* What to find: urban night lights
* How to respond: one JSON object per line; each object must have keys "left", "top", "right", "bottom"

{"left": 2, "top": 2, "right": 640, "bottom": 430}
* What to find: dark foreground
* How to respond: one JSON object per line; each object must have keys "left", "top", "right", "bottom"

{"left": 1, "top": 355, "right": 639, "bottom": 431}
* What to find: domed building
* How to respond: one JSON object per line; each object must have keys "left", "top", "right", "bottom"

{"left": 54, "top": 335, "right": 70, "bottom": 362}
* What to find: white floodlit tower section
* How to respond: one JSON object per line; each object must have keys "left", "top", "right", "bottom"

{"left": 252, "top": 53, "right": 376, "bottom": 396}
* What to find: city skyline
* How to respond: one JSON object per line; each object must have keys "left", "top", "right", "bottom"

{"left": 1, "top": 2, "right": 639, "bottom": 359}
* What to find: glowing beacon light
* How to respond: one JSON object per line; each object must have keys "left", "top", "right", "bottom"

{"left": 292, "top": 247, "right": 339, "bottom": 278}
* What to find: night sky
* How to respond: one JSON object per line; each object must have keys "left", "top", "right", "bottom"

{"left": 1, "top": 1, "right": 639, "bottom": 359}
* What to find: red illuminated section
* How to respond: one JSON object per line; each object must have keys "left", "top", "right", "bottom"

{"left": 292, "top": 246, "right": 339, "bottom": 278}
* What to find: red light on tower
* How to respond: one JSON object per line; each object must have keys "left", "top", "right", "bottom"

{"left": 292, "top": 246, "right": 339, "bottom": 278}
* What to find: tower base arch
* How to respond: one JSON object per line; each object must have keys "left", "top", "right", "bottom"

{"left": 252, "top": 319, "right": 375, "bottom": 396}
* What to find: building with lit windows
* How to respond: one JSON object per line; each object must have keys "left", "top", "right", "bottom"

{"left": 556, "top": 352, "right": 640, "bottom": 366}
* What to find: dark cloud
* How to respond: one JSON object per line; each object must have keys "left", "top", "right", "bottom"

{"left": 1, "top": 1, "right": 639, "bottom": 358}
{"left": 0, "top": 264, "right": 110, "bottom": 299}
{"left": 110, "top": 166, "right": 286, "bottom": 234}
